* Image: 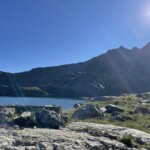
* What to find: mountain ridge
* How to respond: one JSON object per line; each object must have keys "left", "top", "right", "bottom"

{"left": 0, "top": 43, "right": 150, "bottom": 97}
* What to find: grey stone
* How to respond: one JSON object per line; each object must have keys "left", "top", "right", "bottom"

{"left": 113, "top": 114, "right": 125, "bottom": 121}
{"left": 45, "top": 105, "right": 62, "bottom": 114}
{"left": 61, "top": 116, "right": 68, "bottom": 123}
{"left": 37, "top": 142, "right": 53, "bottom": 150}
{"left": 0, "top": 107, "right": 15, "bottom": 117}
{"left": 72, "top": 104, "right": 105, "bottom": 119}
{"left": 101, "top": 107, "right": 107, "bottom": 113}
{"left": 13, "top": 125, "right": 19, "bottom": 130}
{"left": 33, "top": 126, "right": 37, "bottom": 129}
{"left": 36, "top": 109, "right": 65, "bottom": 129}
{"left": 0, "top": 114, "right": 8, "bottom": 125}
{"left": 73, "top": 103, "right": 80, "bottom": 109}
{"left": 133, "top": 107, "right": 150, "bottom": 115}
{"left": 0, "top": 105, "right": 65, "bottom": 129}
{"left": 21, "top": 111, "right": 31, "bottom": 118}
{"left": 105, "top": 104, "right": 124, "bottom": 113}
{"left": 0, "top": 122, "right": 149, "bottom": 149}
{"left": 12, "top": 114, "right": 37, "bottom": 128}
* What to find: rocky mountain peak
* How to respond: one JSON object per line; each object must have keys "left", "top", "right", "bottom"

{"left": 132, "top": 47, "right": 139, "bottom": 51}
{"left": 1, "top": 42, "right": 150, "bottom": 97}
{"left": 141, "top": 42, "right": 150, "bottom": 51}
{"left": 118, "top": 46, "right": 126, "bottom": 49}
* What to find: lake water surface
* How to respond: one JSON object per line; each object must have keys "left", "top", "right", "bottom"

{"left": 0, "top": 97, "right": 84, "bottom": 109}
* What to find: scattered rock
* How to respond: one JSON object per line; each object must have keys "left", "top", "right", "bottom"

{"left": 133, "top": 107, "right": 150, "bottom": 115}
{"left": 105, "top": 104, "right": 124, "bottom": 113}
{"left": 33, "top": 126, "right": 37, "bottom": 129}
{"left": 36, "top": 109, "right": 65, "bottom": 129}
{"left": 12, "top": 109, "right": 65, "bottom": 129}
{"left": 13, "top": 125, "right": 19, "bottom": 130}
{"left": 0, "top": 105, "right": 66, "bottom": 129}
{"left": 73, "top": 103, "right": 80, "bottom": 109}
{"left": 93, "top": 96, "right": 119, "bottom": 101}
{"left": 72, "top": 104, "right": 105, "bottom": 119}
{"left": 112, "top": 113, "right": 125, "bottom": 122}
{"left": 112, "top": 112, "right": 133, "bottom": 122}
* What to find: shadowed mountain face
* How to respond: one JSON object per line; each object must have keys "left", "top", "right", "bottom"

{"left": 1, "top": 43, "right": 150, "bottom": 97}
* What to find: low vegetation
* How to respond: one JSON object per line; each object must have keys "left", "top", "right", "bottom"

{"left": 65, "top": 94, "right": 150, "bottom": 133}
{"left": 119, "top": 134, "right": 134, "bottom": 147}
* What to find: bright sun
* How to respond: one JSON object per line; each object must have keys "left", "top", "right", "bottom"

{"left": 141, "top": 7, "right": 150, "bottom": 25}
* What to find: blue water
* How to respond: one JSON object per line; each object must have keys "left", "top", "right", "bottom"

{"left": 0, "top": 97, "right": 84, "bottom": 109}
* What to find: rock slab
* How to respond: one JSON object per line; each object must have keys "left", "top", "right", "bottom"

{"left": 0, "top": 122, "right": 150, "bottom": 150}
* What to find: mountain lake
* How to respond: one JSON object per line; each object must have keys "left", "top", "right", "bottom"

{"left": 0, "top": 97, "right": 85, "bottom": 109}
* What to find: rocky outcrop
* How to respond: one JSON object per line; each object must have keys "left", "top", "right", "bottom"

{"left": 72, "top": 104, "right": 105, "bottom": 119}
{"left": 36, "top": 109, "right": 65, "bottom": 129}
{"left": 0, "top": 122, "right": 149, "bottom": 149}
{"left": 42, "top": 72, "right": 105, "bottom": 97}
{"left": 68, "top": 122, "right": 150, "bottom": 148}
{"left": 0, "top": 105, "right": 66, "bottom": 129}
{"left": 105, "top": 104, "right": 124, "bottom": 113}
{"left": 12, "top": 114, "right": 37, "bottom": 128}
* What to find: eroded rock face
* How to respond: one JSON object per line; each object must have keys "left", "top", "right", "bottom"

{"left": 0, "top": 122, "right": 149, "bottom": 150}
{"left": 72, "top": 104, "right": 105, "bottom": 119}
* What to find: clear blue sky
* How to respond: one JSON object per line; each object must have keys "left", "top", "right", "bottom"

{"left": 0, "top": 0, "right": 150, "bottom": 73}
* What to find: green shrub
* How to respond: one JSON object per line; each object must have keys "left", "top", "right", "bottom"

{"left": 120, "top": 134, "right": 133, "bottom": 147}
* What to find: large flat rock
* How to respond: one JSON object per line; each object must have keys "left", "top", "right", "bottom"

{"left": 0, "top": 122, "right": 149, "bottom": 150}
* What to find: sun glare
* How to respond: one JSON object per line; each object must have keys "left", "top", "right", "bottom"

{"left": 144, "top": 11, "right": 150, "bottom": 16}
{"left": 140, "top": 6, "right": 150, "bottom": 26}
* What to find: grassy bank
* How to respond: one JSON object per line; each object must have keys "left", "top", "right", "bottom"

{"left": 65, "top": 94, "right": 150, "bottom": 133}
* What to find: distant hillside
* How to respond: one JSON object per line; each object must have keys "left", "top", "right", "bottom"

{"left": 1, "top": 42, "right": 150, "bottom": 97}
